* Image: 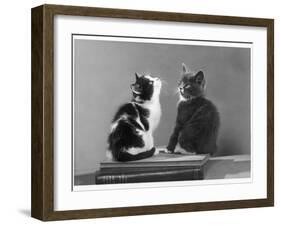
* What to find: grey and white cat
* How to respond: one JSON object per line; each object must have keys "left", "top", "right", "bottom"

{"left": 167, "top": 64, "right": 220, "bottom": 155}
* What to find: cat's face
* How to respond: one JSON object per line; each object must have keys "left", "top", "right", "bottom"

{"left": 178, "top": 64, "right": 206, "bottom": 100}
{"left": 131, "top": 73, "right": 162, "bottom": 101}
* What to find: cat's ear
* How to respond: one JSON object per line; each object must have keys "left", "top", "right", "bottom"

{"left": 182, "top": 63, "right": 188, "bottom": 74}
{"left": 194, "top": 71, "right": 204, "bottom": 84}
{"left": 135, "top": 73, "right": 140, "bottom": 81}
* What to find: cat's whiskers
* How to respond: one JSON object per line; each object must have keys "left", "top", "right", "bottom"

{"left": 174, "top": 87, "right": 180, "bottom": 95}
{"left": 160, "top": 79, "right": 168, "bottom": 85}
{"left": 157, "top": 78, "right": 170, "bottom": 96}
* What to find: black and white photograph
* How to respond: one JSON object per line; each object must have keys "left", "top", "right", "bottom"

{"left": 73, "top": 35, "right": 251, "bottom": 187}
{"left": 30, "top": 4, "right": 273, "bottom": 220}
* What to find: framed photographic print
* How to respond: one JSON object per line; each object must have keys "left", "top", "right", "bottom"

{"left": 31, "top": 4, "right": 274, "bottom": 221}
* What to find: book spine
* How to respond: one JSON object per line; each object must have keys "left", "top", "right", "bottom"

{"left": 100, "top": 166, "right": 199, "bottom": 175}
{"left": 95, "top": 168, "right": 203, "bottom": 184}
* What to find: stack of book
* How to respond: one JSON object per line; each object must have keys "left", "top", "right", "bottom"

{"left": 95, "top": 153, "right": 209, "bottom": 184}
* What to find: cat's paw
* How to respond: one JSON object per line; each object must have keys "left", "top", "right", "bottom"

{"left": 154, "top": 147, "right": 161, "bottom": 155}
{"left": 155, "top": 147, "right": 173, "bottom": 154}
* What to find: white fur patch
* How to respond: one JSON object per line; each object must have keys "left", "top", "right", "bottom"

{"left": 127, "top": 131, "right": 153, "bottom": 155}
{"left": 144, "top": 74, "right": 154, "bottom": 81}
{"left": 110, "top": 114, "right": 128, "bottom": 132}
{"left": 175, "top": 143, "right": 195, "bottom": 155}
{"left": 178, "top": 94, "right": 187, "bottom": 103}
{"left": 110, "top": 121, "right": 119, "bottom": 132}
{"left": 136, "top": 75, "right": 162, "bottom": 132}
{"left": 106, "top": 150, "right": 113, "bottom": 160}
{"left": 135, "top": 100, "right": 161, "bottom": 133}
{"left": 132, "top": 89, "right": 141, "bottom": 95}
{"left": 135, "top": 113, "right": 145, "bottom": 131}
{"left": 144, "top": 74, "right": 162, "bottom": 97}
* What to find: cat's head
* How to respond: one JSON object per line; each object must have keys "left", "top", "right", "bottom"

{"left": 178, "top": 63, "right": 206, "bottom": 100}
{"left": 131, "top": 73, "right": 162, "bottom": 102}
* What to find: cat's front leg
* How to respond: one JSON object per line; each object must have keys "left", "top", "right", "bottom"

{"left": 167, "top": 125, "right": 182, "bottom": 152}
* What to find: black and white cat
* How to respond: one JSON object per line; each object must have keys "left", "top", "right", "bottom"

{"left": 167, "top": 64, "right": 220, "bottom": 155}
{"left": 107, "top": 73, "right": 162, "bottom": 161}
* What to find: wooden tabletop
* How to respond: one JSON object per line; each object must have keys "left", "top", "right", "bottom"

{"left": 205, "top": 154, "right": 250, "bottom": 179}
{"left": 74, "top": 154, "right": 251, "bottom": 185}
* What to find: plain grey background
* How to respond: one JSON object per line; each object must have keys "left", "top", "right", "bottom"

{"left": 74, "top": 38, "right": 250, "bottom": 175}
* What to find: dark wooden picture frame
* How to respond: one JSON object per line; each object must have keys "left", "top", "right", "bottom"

{"left": 31, "top": 4, "right": 274, "bottom": 221}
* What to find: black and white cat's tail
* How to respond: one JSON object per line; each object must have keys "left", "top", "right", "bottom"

{"left": 107, "top": 144, "right": 156, "bottom": 162}
{"left": 115, "top": 147, "right": 156, "bottom": 162}
{"left": 107, "top": 128, "right": 156, "bottom": 162}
